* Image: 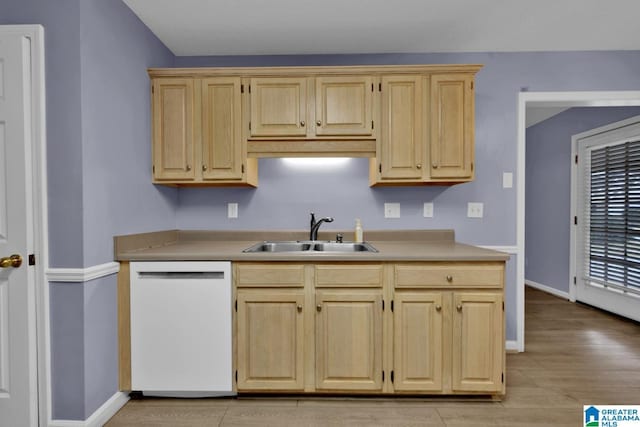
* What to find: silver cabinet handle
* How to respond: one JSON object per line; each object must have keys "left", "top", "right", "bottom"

{"left": 457, "top": 304, "right": 462, "bottom": 312}
{"left": 202, "top": 164, "right": 207, "bottom": 171}
{"left": 300, "top": 120, "right": 306, "bottom": 127}
{"left": 186, "top": 164, "right": 191, "bottom": 171}
{"left": 297, "top": 305, "right": 303, "bottom": 313}
{"left": 316, "top": 304, "right": 322, "bottom": 312}
{"left": 316, "top": 120, "right": 322, "bottom": 126}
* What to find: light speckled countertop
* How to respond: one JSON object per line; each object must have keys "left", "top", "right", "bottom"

{"left": 114, "top": 229, "right": 509, "bottom": 262}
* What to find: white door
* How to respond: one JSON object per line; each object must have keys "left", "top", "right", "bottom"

{"left": 574, "top": 117, "right": 640, "bottom": 322}
{"left": 0, "top": 30, "right": 39, "bottom": 426}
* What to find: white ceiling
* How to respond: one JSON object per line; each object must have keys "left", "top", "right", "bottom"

{"left": 123, "top": 0, "right": 640, "bottom": 56}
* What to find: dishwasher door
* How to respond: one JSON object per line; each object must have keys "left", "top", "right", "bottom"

{"left": 130, "top": 261, "right": 232, "bottom": 393}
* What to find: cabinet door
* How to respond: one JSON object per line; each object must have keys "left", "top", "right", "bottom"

{"left": 378, "top": 75, "right": 423, "bottom": 180}
{"left": 430, "top": 74, "right": 474, "bottom": 179}
{"left": 249, "top": 77, "right": 307, "bottom": 137}
{"left": 315, "top": 76, "right": 373, "bottom": 136}
{"left": 315, "top": 290, "right": 383, "bottom": 391}
{"left": 393, "top": 292, "right": 443, "bottom": 391}
{"left": 237, "top": 290, "right": 305, "bottom": 391}
{"left": 451, "top": 292, "right": 503, "bottom": 392}
{"left": 201, "top": 77, "right": 243, "bottom": 181}
{"left": 152, "top": 78, "right": 196, "bottom": 180}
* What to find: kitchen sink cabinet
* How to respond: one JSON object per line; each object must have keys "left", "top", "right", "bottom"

{"left": 232, "top": 261, "right": 504, "bottom": 396}
{"left": 236, "top": 290, "right": 305, "bottom": 391}
{"left": 152, "top": 76, "right": 257, "bottom": 186}
{"left": 315, "top": 289, "right": 383, "bottom": 391}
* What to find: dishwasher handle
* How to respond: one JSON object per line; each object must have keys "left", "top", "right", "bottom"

{"left": 137, "top": 271, "right": 225, "bottom": 280}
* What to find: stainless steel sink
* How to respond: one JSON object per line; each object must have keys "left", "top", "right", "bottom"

{"left": 311, "top": 242, "right": 378, "bottom": 252}
{"left": 243, "top": 241, "right": 378, "bottom": 253}
{"left": 242, "top": 241, "right": 313, "bottom": 252}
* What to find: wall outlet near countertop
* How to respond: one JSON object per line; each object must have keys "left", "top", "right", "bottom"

{"left": 228, "top": 203, "right": 238, "bottom": 218}
{"left": 467, "top": 202, "right": 484, "bottom": 218}
{"left": 384, "top": 203, "right": 401, "bottom": 218}
{"left": 423, "top": 203, "right": 434, "bottom": 218}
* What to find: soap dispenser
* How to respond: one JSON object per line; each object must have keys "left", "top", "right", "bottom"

{"left": 354, "top": 218, "right": 363, "bottom": 243}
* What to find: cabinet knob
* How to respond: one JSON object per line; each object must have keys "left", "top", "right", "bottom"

{"left": 186, "top": 164, "right": 191, "bottom": 171}
{"left": 435, "top": 305, "right": 442, "bottom": 312}
{"left": 432, "top": 163, "right": 438, "bottom": 169}
{"left": 416, "top": 164, "right": 422, "bottom": 169}
{"left": 316, "top": 304, "right": 322, "bottom": 312}
{"left": 297, "top": 305, "right": 303, "bottom": 313}
{"left": 202, "top": 164, "right": 207, "bottom": 171}
{"left": 316, "top": 120, "right": 322, "bottom": 126}
{"left": 446, "top": 275, "right": 453, "bottom": 283}
{"left": 300, "top": 120, "right": 306, "bottom": 127}
{"left": 457, "top": 304, "right": 463, "bottom": 312}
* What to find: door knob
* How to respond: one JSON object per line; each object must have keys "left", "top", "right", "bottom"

{"left": 456, "top": 304, "right": 463, "bottom": 312}
{"left": 435, "top": 305, "right": 442, "bottom": 312}
{"left": 316, "top": 120, "right": 322, "bottom": 126}
{"left": 297, "top": 305, "right": 303, "bottom": 313}
{"left": 316, "top": 304, "right": 322, "bottom": 312}
{"left": 0, "top": 254, "right": 22, "bottom": 268}
{"left": 446, "top": 275, "right": 453, "bottom": 283}
{"left": 300, "top": 121, "right": 306, "bottom": 127}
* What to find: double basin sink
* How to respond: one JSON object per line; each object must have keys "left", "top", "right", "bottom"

{"left": 243, "top": 241, "right": 378, "bottom": 253}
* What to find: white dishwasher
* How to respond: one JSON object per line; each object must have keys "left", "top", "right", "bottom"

{"left": 130, "top": 261, "right": 233, "bottom": 394}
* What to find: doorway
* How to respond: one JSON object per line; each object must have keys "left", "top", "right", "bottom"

{"left": 519, "top": 92, "right": 640, "bottom": 351}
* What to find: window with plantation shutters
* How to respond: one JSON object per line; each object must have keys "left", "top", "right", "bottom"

{"left": 583, "top": 139, "right": 640, "bottom": 296}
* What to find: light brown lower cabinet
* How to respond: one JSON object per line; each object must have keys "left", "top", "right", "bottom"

{"left": 315, "top": 289, "right": 383, "bottom": 391}
{"left": 234, "top": 262, "right": 504, "bottom": 396}
{"left": 236, "top": 290, "right": 305, "bottom": 390}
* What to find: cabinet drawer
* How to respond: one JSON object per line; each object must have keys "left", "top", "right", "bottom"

{"left": 395, "top": 263, "right": 503, "bottom": 288}
{"left": 236, "top": 263, "right": 305, "bottom": 287}
{"left": 315, "top": 264, "right": 383, "bottom": 288}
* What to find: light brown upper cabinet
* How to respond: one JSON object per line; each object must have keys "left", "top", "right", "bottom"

{"left": 430, "top": 74, "right": 474, "bottom": 180}
{"left": 248, "top": 75, "right": 375, "bottom": 138}
{"left": 152, "top": 78, "right": 196, "bottom": 181}
{"left": 375, "top": 75, "right": 423, "bottom": 181}
{"left": 249, "top": 77, "right": 308, "bottom": 137}
{"left": 315, "top": 76, "right": 374, "bottom": 136}
{"left": 152, "top": 76, "right": 257, "bottom": 186}
{"left": 148, "top": 64, "right": 481, "bottom": 187}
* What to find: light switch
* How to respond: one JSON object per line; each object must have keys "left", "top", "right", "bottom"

{"left": 384, "top": 203, "right": 401, "bottom": 218}
{"left": 423, "top": 203, "right": 434, "bottom": 218}
{"left": 503, "top": 172, "right": 513, "bottom": 188}
{"left": 228, "top": 203, "right": 238, "bottom": 218}
{"left": 467, "top": 202, "right": 483, "bottom": 218}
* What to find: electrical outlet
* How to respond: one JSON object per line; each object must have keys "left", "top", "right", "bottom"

{"left": 228, "top": 203, "right": 238, "bottom": 218}
{"left": 503, "top": 172, "right": 513, "bottom": 188}
{"left": 384, "top": 203, "right": 401, "bottom": 218}
{"left": 467, "top": 202, "right": 483, "bottom": 218}
{"left": 423, "top": 203, "right": 434, "bottom": 218}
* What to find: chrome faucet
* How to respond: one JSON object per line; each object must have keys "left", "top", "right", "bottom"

{"left": 309, "top": 212, "right": 334, "bottom": 241}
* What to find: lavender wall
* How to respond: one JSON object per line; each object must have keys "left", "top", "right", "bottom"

{"left": 79, "top": 0, "right": 177, "bottom": 268}
{"left": 1, "top": 0, "right": 85, "bottom": 268}
{"left": 525, "top": 107, "right": 640, "bottom": 294}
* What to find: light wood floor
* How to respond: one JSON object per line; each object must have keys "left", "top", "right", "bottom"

{"left": 106, "top": 287, "right": 640, "bottom": 426}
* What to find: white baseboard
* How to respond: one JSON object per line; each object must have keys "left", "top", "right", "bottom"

{"left": 49, "top": 391, "right": 129, "bottom": 427}
{"left": 46, "top": 262, "right": 120, "bottom": 283}
{"left": 525, "top": 279, "right": 570, "bottom": 300}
